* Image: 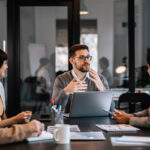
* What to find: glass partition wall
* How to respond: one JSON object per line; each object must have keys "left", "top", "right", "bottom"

{"left": 7, "top": 0, "right": 148, "bottom": 115}
{"left": 135, "top": 0, "right": 150, "bottom": 93}
{"left": 80, "top": 0, "right": 129, "bottom": 97}
{"left": 20, "top": 6, "right": 68, "bottom": 113}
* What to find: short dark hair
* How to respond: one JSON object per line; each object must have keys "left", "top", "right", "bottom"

{"left": 147, "top": 48, "right": 150, "bottom": 66}
{"left": 69, "top": 44, "right": 89, "bottom": 58}
{"left": 0, "top": 49, "right": 8, "bottom": 68}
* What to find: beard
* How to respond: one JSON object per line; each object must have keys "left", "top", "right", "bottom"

{"left": 75, "top": 62, "right": 90, "bottom": 72}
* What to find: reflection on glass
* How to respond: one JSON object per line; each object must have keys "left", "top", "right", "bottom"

{"left": 80, "top": 34, "right": 98, "bottom": 72}
{"left": 55, "top": 47, "right": 68, "bottom": 72}
{"left": 56, "top": 20, "right": 68, "bottom": 76}
{"left": 99, "top": 57, "right": 112, "bottom": 86}
{"left": 80, "top": 0, "right": 129, "bottom": 88}
{"left": 20, "top": 7, "right": 68, "bottom": 113}
{"left": 135, "top": 0, "right": 150, "bottom": 89}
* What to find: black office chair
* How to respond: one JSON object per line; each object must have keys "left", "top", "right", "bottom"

{"left": 118, "top": 92, "right": 150, "bottom": 113}
{"left": 21, "top": 76, "right": 50, "bottom": 113}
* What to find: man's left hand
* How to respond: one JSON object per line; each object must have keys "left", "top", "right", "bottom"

{"left": 89, "top": 68, "right": 105, "bottom": 91}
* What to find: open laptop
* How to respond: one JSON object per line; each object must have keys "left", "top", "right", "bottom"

{"left": 69, "top": 91, "right": 112, "bottom": 118}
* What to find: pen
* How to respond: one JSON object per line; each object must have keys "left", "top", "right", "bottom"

{"left": 50, "top": 99, "right": 54, "bottom": 106}
{"left": 50, "top": 99, "right": 58, "bottom": 112}
{"left": 57, "top": 103, "right": 62, "bottom": 112}
{"left": 51, "top": 106, "right": 58, "bottom": 112}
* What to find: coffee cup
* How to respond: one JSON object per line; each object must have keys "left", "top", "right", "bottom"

{"left": 53, "top": 124, "right": 70, "bottom": 144}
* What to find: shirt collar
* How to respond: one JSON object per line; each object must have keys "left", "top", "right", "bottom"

{"left": 71, "top": 69, "right": 89, "bottom": 81}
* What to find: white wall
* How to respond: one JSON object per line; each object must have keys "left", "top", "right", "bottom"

{"left": 0, "top": 0, "right": 7, "bottom": 49}
{"left": 81, "top": 0, "right": 114, "bottom": 76}
{"left": 20, "top": 7, "right": 35, "bottom": 79}
{"left": 135, "top": 0, "right": 143, "bottom": 67}
{"left": 34, "top": 7, "right": 67, "bottom": 80}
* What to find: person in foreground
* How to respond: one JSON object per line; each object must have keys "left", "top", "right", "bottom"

{"left": 0, "top": 49, "right": 44, "bottom": 145}
{"left": 113, "top": 48, "right": 150, "bottom": 128}
{"left": 52, "top": 44, "right": 114, "bottom": 113}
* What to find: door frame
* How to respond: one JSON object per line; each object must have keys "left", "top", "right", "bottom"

{"left": 7, "top": 0, "right": 80, "bottom": 116}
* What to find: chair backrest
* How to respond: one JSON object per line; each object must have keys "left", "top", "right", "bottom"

{"left": 21, "top": 76, "right": 49, "bottom": 101}
{"left": 119, "top": 92, "right": 150, "bottom": 103}
{"left": 118, "top": 92, "right": 150, "bottom": 113}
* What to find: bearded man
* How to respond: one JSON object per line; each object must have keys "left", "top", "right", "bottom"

{"left": 52, "top": 44, "right": 114, "bottom": 113}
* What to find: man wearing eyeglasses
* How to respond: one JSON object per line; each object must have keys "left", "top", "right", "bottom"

{"left": 52, "top": 44, "right": 114, "bottom": 113}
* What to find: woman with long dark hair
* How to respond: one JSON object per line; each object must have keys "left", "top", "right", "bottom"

{"left": 0, "top": 49, "right": 32, "bottom": 127}
{"left": 0, "top": 49, "right": 44, "bottom": 144}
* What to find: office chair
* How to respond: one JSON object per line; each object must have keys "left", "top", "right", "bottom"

{"left": 118, "top": 92, "right": 150, "bottom": 113}
{"left": 21, "top": 76, "right": 50, "bottom": 113}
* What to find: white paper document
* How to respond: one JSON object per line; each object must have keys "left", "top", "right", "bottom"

{"left": 96, "top": 124, "right": 140, "bottom": 132}
{"left": 27, "top": 131, "right": 53, "bottom": 142}
{"left": 111, "top": 137, "right": 150, "bottom": 147}
{"left": 47, "top": 125, "right": 80, "bottom": 134}
{"left": 70, "top": 132, "right": 105, "bottom": 140}
{"left": 118, "top": 136, "right": 150, "bottom": 143}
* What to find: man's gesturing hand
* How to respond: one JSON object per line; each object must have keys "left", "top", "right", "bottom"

{"left": 89, "top": 69, "right": 105, "bottom": 91}
{"left": 64, "top": 78, "right": 88, "bottom": 95}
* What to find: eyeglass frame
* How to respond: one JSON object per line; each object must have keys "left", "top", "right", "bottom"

{"left": 73, "top": 55, "right": 92, "bottom": 61}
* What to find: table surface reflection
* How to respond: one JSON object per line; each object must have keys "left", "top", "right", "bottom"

{"left": 1, "top": 115, "right": 150, "bottom": 150}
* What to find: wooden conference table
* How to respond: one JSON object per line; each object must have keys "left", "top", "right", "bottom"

{"left": 1, "top": 115, "right": 150, "bottom": 150}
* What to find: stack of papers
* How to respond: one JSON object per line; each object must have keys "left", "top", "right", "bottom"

{"left": 47, "top": 125, "right": 80, "bottom": 134}
{"left": 96, "top": 124, "right": 140, "bottom": 132}
{"left": 47, "top": 125, "right": 105, "bottom": 141}
{"left": 111, "top": 136, "right": 150, "bottom": 146}
{"left": 70, "top": 132, "right": 105, "bottom": 141}
{"left": 27, "top": 131, "right": 53, "bottom": 142}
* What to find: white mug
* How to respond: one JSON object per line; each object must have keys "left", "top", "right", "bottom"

{"left": 53, "top": 124, "right": 70, "bottom": 144}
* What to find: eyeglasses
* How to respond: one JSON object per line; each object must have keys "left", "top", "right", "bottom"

{"left": 74, "top": 55, "right": 92, "bottom": 61}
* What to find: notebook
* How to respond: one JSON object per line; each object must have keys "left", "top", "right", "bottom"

{"left": 27, "top": 131, "right": 53, "bottom": 142}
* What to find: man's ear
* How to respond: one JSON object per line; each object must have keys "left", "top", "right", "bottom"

{"left": 69, "top": 57, "right": 74, "bottom": 65}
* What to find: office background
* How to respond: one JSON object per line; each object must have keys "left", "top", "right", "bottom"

{"left": 0, "top": 0, "right": 150, "bottom": 117}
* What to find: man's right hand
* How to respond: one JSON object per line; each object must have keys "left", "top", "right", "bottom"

{"left": 64, "top": 78, "right": 88, "bottom": 95}
{"left": 28, "top": 120, "right": 45, "bottom": 137}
